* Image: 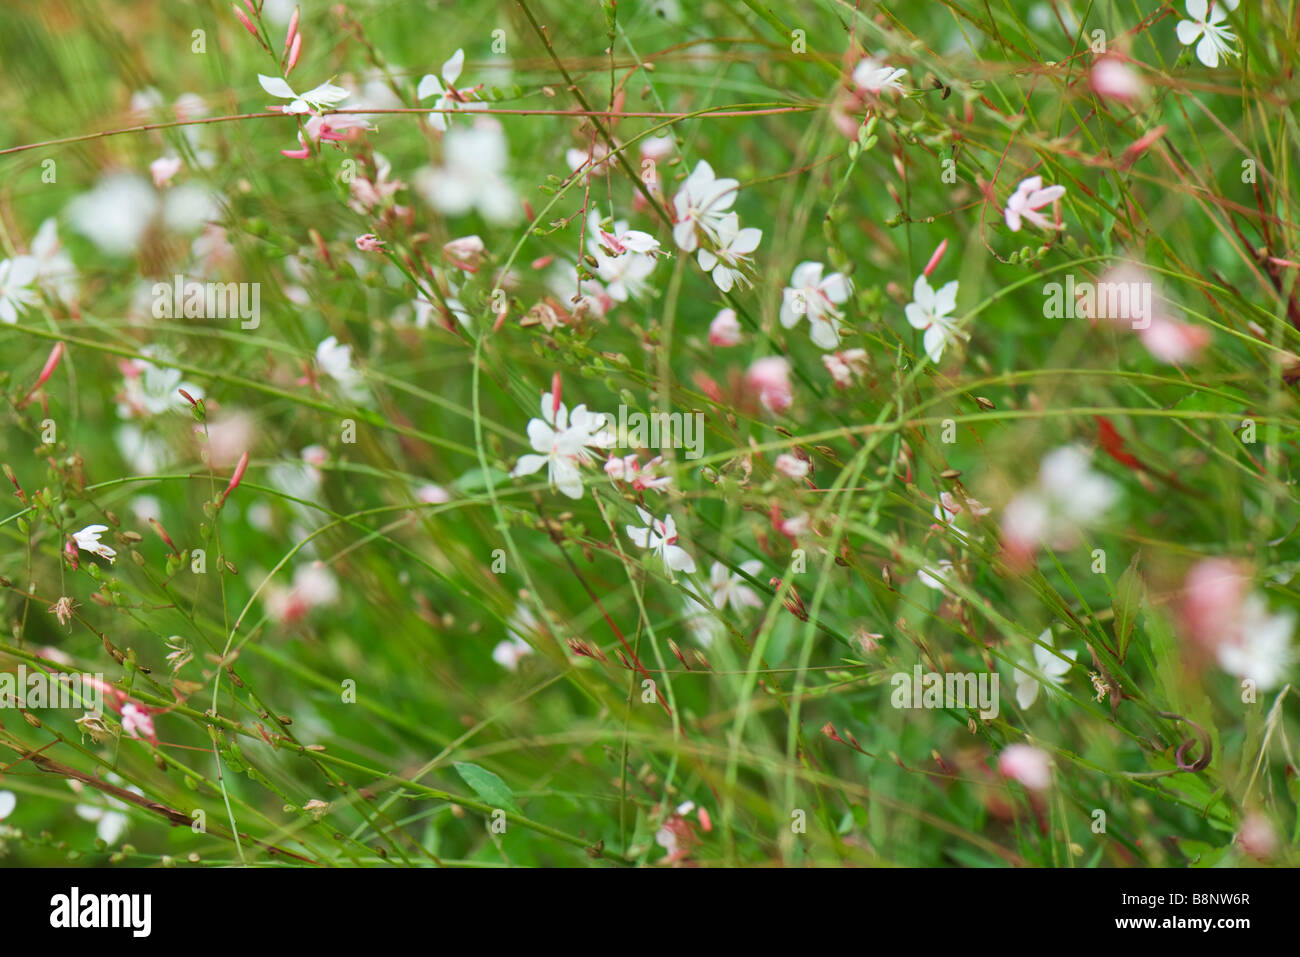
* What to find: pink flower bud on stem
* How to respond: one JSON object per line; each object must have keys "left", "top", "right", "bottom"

{"left": 16, "top": 342, "right": 64, "bottom": 409}
{"left": 284, "top": 6, "right": 299, "bottom": 57}
{"left": 218, "top": 451, "right": 250, "bottom": 507}
{"left": 232, "top": 3, "right": 259, "bottom": 39}
{"left": 3, "top": 464, "right": 27, "bottom": 506}
{"left": 922, "top": 239, "right": 948, "bottom": 278}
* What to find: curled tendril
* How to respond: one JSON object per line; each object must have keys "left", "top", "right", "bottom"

{"left": 1159, "top": 711, "right": 1212, "bottom": 772}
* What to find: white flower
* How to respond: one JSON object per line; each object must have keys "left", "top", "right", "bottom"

{"left": 510, "top": 393, "right": 613, "bottom": 499}
{"left": 904, "top": 274, "right": 960, "bottom": 363}
{"left": 917, "top": 559, "right": 954, "bottom": 592}
{"left": 1004, "top": 175, "right": 1066, "bottom": 232}
{"left": 1216, "top": 595, "right": 1294, "bottom": 690}
{"left": 28, "top": 219, "right": 78, "bottom": 302}
{"left": 1014, "top": 629, "right": 1077, "bottom": 708}
{"left": 72, "top": 525, "right": 117, "bottom": 563}
{"left": 70, "top": 777, "right": 138, "bottom": 845}
{"left": 672, "top": 160, "right": 739, "bottom": 252}
{"left": 852, "top": 57, "right": 907, "bottom": 94}
{"left": 315, "top": 336, "right": 368, "bottom": 402}
{"left": 492, "top": 636, "right": 532, "bottom": 670}
{"left": 495, "top": 604, "right": 539, "bottom": 670}
{"left": 257, "top": 73, "right": 349, "bottom": 114}
{"left": 682, "top": 593, "right": 725, "bottom": 646}
{"left": 0, "top": 257, "right": 39, "bottom": 324}
{"left": 418, "top": 49, "right": 479, "bottom": 132}
{"left": 589, "top": 214, "right": 658, "bottom": 301}
{"left": 264, "top": 563, "right": 340, "bottom": 623}
{"left": 1175, "top": 0, "right": 1239, "bottom": 68}
{"left": 0, "top": 790, "right": 14, "bottom": 821}
{"left": 414, "top": 120, "right": 517, "bottom": 224}
{"left": 117, "top": 351, "right": 203, "bottom": 418}
{"left": 697, "top": 213, "right": 761, "bottom": 292}
{"left": 626, "top": 507, "right": 696, "bottom": 574}
{"left": 67, "top": 174, "right": 217, "bottom": 256}
{"left": 780, "top": 261, "right": 852, "bottom": 349}
{"left": 1002, "top": 445, "right": 1119, "bottom": 556}
{"left": 596, "top": 225, "right": 660, "bottom": 257}
{"left": 709, "top": 560, "right": 762, "bottom": 610}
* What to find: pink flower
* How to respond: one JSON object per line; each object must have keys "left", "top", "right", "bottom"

{"left": 120, "top": 702, "right": 156, "bottom": 742}
{"left": 745, "top": 357, "right": 793, "bottom": 414}
{"left": 1180, "top": 558, "right": 1295, "bottom": 689}
{"left": 1138, "top": 316, "right": 1210, "bottom": 364}
{"left": 998, "top": 743, "right": 1052, "bottom": 791}
{"left": 149, "top": 156, "right": 182, "bottom": 188}
{"left": 709, "top": 308, "right": 741, "bottom": 346}
{"left": 1090, "top": 57, "right": 1144, "bottom": 103}
{"left": 1004, "top": 176, "right": 1066, "bottom": 232}
{"left": 355, "top": 234, "right": 386, "bottom": 252}
{"left": 774, "top": 454, "right": 808, "bottom": 480}
{"left": 1238, "top": 812, "right": 1277, "bottom": 859}
{"left": 606, "top": 453, "right": 672, "bottom": 493}
{"left": 416, "top": 484, "right": 451, "bottom": 504}
{"left": 443, "top": 235, "right": 486, "bottom": 272}
{"left": 305, "top": 114, "right": 374, "bottom": 143}
{"left": 1181, "top": 558, "right": 1249, "bottom": 651}
{"left": 822, "top": 349, "right": 868, "bottom": 387}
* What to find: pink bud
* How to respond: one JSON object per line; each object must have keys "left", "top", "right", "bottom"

{"left": 551, "top": 371, "right": 562, "bottom": 419}
{"left": 922, "top": 238, "right": 948, "bottom": 277}
{"left": 17, "top": 341, "right": 64, "bottom": 409}
{"left": 284, "top": 5, "right": 300, "bottom": 56}
{"left": 232, "top": 3, "right": 258, "bottom": 39}
{"left": 286, "top": 31, "right": 302, "bottom": 74}
{"left": 218, "top": 451, "right": 250, "bottom": 507}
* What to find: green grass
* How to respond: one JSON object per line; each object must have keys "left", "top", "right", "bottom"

{"left": 0, "top": 0, "right": 1297, "bottom": 868}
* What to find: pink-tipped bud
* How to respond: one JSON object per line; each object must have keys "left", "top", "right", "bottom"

{"left": 1120, "top": 124, "right": 1167, "bottom": 170}
{"left": 550, "top": 371, "right": 562, "bottom": 419}
{"left": 284, "top": 6, "right": 300, "bottom": 56}
{"left": 232, "top": 3, "right": 258, "bottom": 39}
{"left": 35, "top": 342, "right": 65, "bottom": 388}
{"left": 148, "top": 517, "right": 179, "bottom": 555}
{"left": 17, "top": 341, "right": 64, "bottom": 409}
{"left": 286, "top": 31, "right": 302, "bottom": 74}
{"left": 923, "top": 238, "right": 948, "bottom": 277}
{"left": 218, "top": 451, "right": 250, "bottom": 507}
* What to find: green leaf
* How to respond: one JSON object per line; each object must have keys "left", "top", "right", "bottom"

{"left": 454, "top": 762, "right": 521, "bottom": 814}
{"left": 1112, "top": 553, "right": 1142, "bottom": 662}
